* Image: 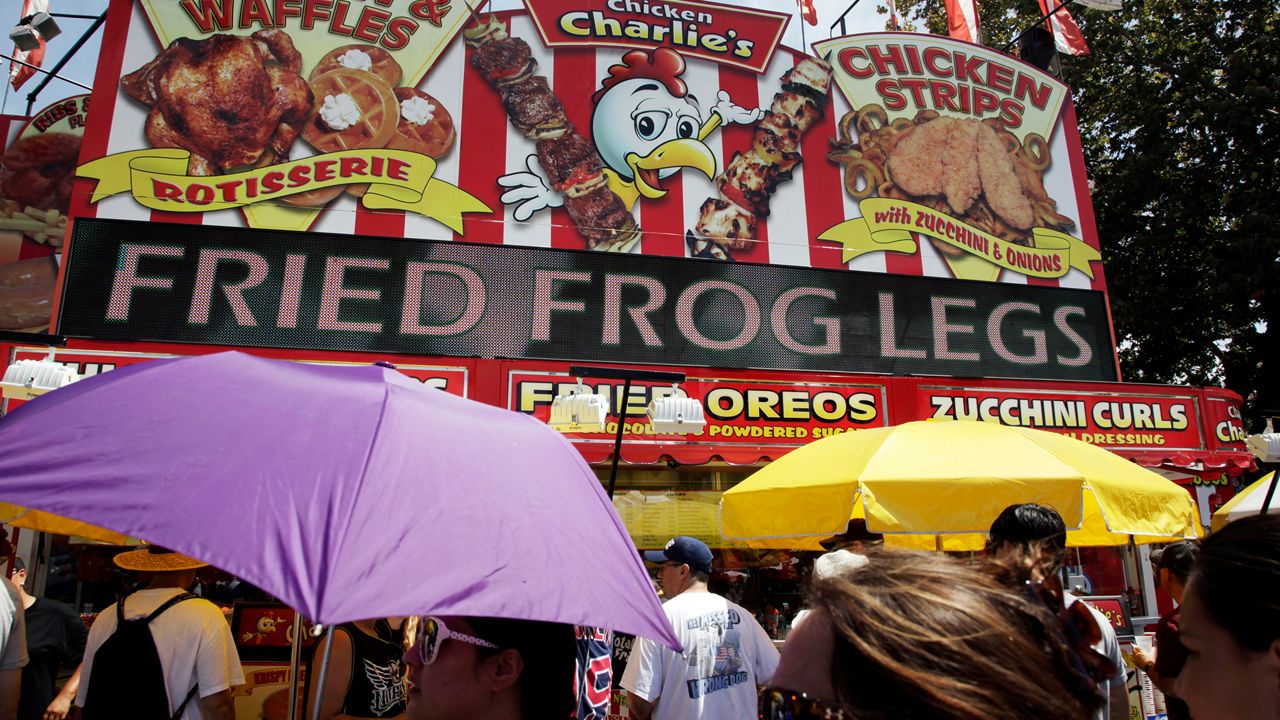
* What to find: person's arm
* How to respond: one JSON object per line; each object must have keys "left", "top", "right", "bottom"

{"left": 193, "top": 604, "right": 245, "bottom": 720}
{"left": 618, "top": 636, "right": 662, "bottom": 720}
{"left": 43, "top": 664, "right": 82, "bottom": 720}
{"left": 1108, "top": 680, "right": 1129, "bottom": 720}
{"left": 626, "top": 693, "right": 654, "bottom": 720}
{"left": 0, "top": 669, "right": 20, "bottom": 720}
{"left": 196, "top": 688, "right": 236, "bottom": 720}
{"left": 1132, "top": 650, "right": 1179, "bottom": 696}
{"left": 750, "top": 617, "right": 781, "bottom": 685}
{"left": 0, "top": 580, "right": 27, "bottom": 720}
{"left": 306, "top": 628, "right": 376, "bottom": 720}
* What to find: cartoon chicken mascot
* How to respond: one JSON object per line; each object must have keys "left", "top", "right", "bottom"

{"left": 498, "top": 48, "right": 760, "bottom": 220}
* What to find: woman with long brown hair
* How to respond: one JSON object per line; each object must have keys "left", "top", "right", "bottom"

{"left": 762, "top": 548, "right": 1103, "bottom": 720}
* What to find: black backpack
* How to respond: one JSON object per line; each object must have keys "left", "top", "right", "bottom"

{"left": 82, "top": 592, "right": 204, "bottom": 720}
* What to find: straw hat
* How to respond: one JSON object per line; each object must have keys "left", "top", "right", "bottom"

{"left": 113, "top": 545, "right": 208, "bottom": 572}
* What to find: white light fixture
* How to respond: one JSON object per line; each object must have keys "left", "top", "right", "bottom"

{"left": 548, "top": 378, "right": 610, "bottom": 433}
{"left": 9, "top": 25, "right": 39, "bottom": 51}
{"left": 30, "top": 12, "right": 60, "bottom": 41}
{"left": 647, "top": 384, "right": 705, "bottom": 435}
{"left": 1, "top": 348, "right": 78, "bottom": 400}
{"left": 1246, "top": 419, "right": 1280, "bottom": 463}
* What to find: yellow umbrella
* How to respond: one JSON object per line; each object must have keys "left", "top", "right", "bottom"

{"left": 1210, "top": 472, "right": 1277, "bottom": 532}
{"left": 0, "top": 502, "right": 138, "bottom": 545}
{"left": 721, "top": 420, "right": 1200, "bottom": 549}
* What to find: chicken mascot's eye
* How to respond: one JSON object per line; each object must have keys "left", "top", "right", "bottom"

{"left": 634, "top": 111, "right": 668, "bottom": 141}
{"left": 676, "top": 118, "right": 697, "bottom": 139}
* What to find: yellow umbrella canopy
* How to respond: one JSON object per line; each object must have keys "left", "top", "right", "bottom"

{"left": 1211, "top": 472, "right": 1277, "bottom": 532}
{"left": 0, "top": 502, "right": 137, "bottom": 545}
{"left": 721, "top": 420, "right": 1201, "bottom": 549}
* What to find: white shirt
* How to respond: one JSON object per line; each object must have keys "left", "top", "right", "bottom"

{"left": 622, "top": 591, "right": 779, "bottom": 720}
{"left": 1067, "top": 592, "right": 1128, "bottom": 720}
{"left": 75, "top": 588, "right": 245, "bottom": 720}
{"left": 0, "top": 578, "right": 27, "bottom": 671}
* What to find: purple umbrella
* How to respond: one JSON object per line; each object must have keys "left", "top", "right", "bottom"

{"left": 0, "top": 351, "right": 678, "bottom": 649}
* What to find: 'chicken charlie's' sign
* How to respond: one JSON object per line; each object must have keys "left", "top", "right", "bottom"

{"left": 67, "top": 0, "right": 1104, "bottom": 291}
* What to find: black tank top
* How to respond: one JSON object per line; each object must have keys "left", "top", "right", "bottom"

{"left": 313, "top": 620, "right": 406, "bottom": 717}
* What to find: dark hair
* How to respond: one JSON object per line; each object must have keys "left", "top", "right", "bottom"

{"left": 987, "top": 503, "right": 1067, "bottom": 553}
{"left": 11, "top": 557, "right": 25, "bottom": 573}
{"left": 467, "top": 616, "right": 577, "bottom": 718}
{"left": 1150, "top": 541, "right": 1197, "bottom": 583}
{"left": 690, "top": 569, "right": 710, "bottom": 584}
{"left": 1188, "top": 513, "right": 1280, "bottom": 653}
{"left": 806, "top": 548, "right": 1100, "bottom": 720}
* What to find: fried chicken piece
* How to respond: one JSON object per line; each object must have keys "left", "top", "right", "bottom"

{"left": 0, "top": 133, "right": 81, "bottom": 211}
{"left": 769, "top": 91, "right": 821, "bottom": 135}
{"left": 696, "top": 197, "right": 756, "bottom": 250}
{"left": 719, "top": 150, "right": 781, "bottom": 217}
{"left": 941, "top": 120, "right": 982, "bottom": 215}
{"left": 975, "top": 123, "right": 1034, "bottom": 230}
{"left": 886, "top": 116, "right": 954, "bottom": 198}
{"left": 121, "top": 31, "right": 312, "bottom": 176}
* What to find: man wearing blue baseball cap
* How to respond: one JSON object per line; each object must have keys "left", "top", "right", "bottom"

{"left": 621, "top": 536, "right": 778, "bottom": 720}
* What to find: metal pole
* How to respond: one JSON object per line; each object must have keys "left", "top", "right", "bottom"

{"left": 1260, "top": 471, "right": 1278, "bottom": 517}
{"left": 1000, "top": 0, "right": 1076, "bottom": 52}
{"left": 830, "top": 0, "right": 861, "bottom": 36}
{"left": 607, "top": 377, "right": 632, "bottom": 500}
{"left": 0, "top": 53, "right": 92, "bottom": 92}
{"left": 567, "top": 365, "right": 683, "bottom": 500}
{"left": 309, "top": 626, "right": 335, "bottom": 720}
{"left": 24, "top": 11, "right": 105, "bottom": 114}
{"left": 286, "top": 613, "right": 303, "bottom": 720}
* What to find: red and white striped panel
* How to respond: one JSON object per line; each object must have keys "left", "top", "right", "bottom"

{"left": 81, "top": 6, "right": 1103, "bottom": 293}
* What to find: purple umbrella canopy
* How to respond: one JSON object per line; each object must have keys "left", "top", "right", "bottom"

{"left": 0, "top": 351, "right": 679, "bottom": 648}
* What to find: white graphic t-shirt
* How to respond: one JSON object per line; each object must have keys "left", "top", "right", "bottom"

{"left": 621, "top": 591, "right": 779, "bottom": 720}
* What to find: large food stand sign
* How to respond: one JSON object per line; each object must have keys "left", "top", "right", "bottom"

{"left": 70, "top": 0, "right": 1103, "bottom": 287}
{"left": 57, "top": 219, "right": 1117, "bottom": 381}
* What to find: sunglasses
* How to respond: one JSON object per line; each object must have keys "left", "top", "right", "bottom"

{"left": 415, "top": 616, "right": 499, "bottom": 665}
{"left": 759, "top": 687, "right": 850, "bottom": 719}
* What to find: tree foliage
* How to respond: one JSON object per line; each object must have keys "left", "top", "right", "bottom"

{"left": 876, "top": 0, "right": 1280, "bottom": 425}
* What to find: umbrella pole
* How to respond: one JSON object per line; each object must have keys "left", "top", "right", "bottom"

{"left": 287, "top": 612, "right": 303, "bottom": 720}
{"left": 606, "top": 377, "right": 633, "bottom": 500}
{"left": 1260, "top": 473, "right": 1278, "bottom": 517}
{"left": 310, "top": 626, "right": 335, "bottom": 720}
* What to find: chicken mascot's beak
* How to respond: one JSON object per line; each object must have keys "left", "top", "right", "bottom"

{"left": 627, "top": 139, "right": 718, "bottom": 199}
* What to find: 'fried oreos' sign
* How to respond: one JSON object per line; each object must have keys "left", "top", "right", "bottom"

{"left": 59, "top": 219, "right": 1116, "bottom": 381}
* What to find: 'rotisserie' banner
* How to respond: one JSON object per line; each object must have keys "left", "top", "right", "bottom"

{"left": 58, "top": 218, "right": 1117, "bottom": 381}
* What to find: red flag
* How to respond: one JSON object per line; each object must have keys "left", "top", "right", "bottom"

{"left": 10, "top": 0, "right": 50, "bottom": 90}
{"left": 944, "top": 0, "right": 981, "bottom": 44}
{"left": 799, "top": 0, "right": 816, "bottom": 26}
{"left": 1038, "top": 0, "right": 1090, "bottom": 56}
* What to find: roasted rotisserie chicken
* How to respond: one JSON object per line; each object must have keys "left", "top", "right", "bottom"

{"left": 121, "top": 30, "right": 312, "bottom": 176}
